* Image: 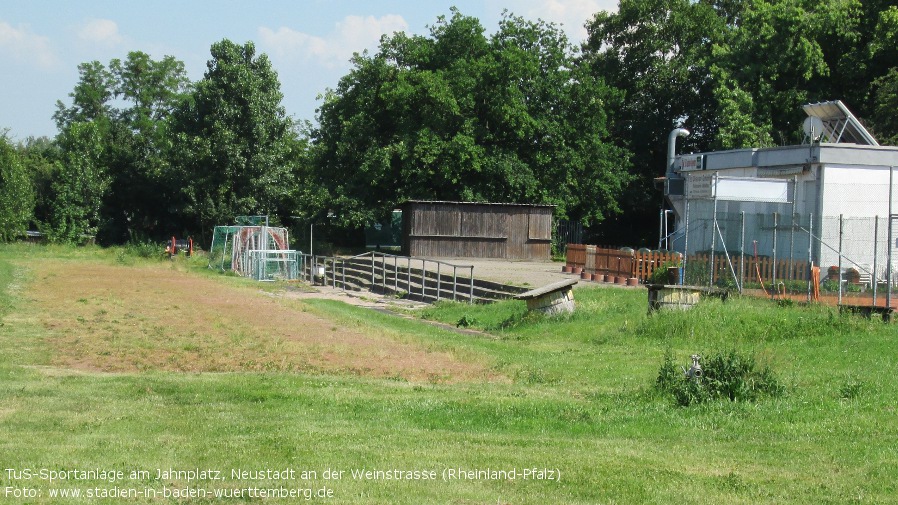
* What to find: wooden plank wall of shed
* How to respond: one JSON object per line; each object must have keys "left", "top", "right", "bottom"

{"left": 403, "top": 202, "right": 552, "bottom": 259}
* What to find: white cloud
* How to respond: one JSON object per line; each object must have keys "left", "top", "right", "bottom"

{"left": 511, "top": 0, "right": 618, "bottom": 43}
{"left": 77, "top": 18, "right": 124, "bottom": 46}
{"left": 259, "top": 14, "right": 408, "bottom": 67}
{"left": 0, "top": 20, "right": 55, "bottom": 68}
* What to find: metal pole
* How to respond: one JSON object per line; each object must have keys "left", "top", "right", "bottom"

{"left": 772, "top": 212, "right": 778, "bottom": 299}
{"left": 659, "top": 208, "right": 664, "bottom": 250}
{"left": 807, "top": 214, "right": 814, "bottom": 303}
{"left": 789, "top": 176, "right": 798, "bottom": 283}
{"left": 683, "top": 198, "right": 690, "bottom": 285}
{"left": 310, "top": 224, "right": 313, "bottom": 259}
{"left": 838, "top": 214, "right": 844, "bottom": 306}
{"left": 709, "top": 173, "right": 719, "bottom": 288}
{"left": 874, "top": 216, "right": 879, "bottom": 307}
{"left": 740, "top": 211, "right": 745, "bottom": 294}
{"left": 886, "top": 167, "right": 895, "bottom": 308}
{"left": 469, "top": 267, "right": 474, "bottom": 304}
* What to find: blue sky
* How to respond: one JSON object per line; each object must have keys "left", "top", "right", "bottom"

{"left": 0, "top": 0, "right": 617, "bottom": 140}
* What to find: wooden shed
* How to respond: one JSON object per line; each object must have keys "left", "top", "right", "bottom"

{"left": 400, "top": 201, "right": 554, "bottom": 260}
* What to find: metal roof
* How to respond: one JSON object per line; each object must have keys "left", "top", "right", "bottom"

{"left": 803, "top": 100, "right": 879, "bottom": 146}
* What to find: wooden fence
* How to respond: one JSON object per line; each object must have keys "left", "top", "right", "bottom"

{"left": 566, "top": 244, "right": 812, "bottom": 285}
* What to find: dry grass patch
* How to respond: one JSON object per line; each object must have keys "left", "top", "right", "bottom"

{"left": 21, "top": 260, "right": 491, "bottom": 382}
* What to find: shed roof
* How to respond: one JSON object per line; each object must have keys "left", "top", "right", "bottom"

{"left": 402, "top": 200, "right": 556, "bottom": 209}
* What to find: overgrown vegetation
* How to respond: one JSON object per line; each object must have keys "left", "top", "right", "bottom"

{"left": 656, "top": 349, "right": 783, "bottom": 407}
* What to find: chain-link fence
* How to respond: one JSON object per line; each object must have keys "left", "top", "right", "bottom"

{"left": 671, "top": 177, "right": 898, "bottom": 309}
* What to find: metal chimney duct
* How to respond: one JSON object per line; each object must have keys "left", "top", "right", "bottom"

{"left": 667, "top": 128, "right": 690, "bottom": 177}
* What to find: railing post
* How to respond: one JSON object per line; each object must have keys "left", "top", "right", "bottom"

{"left": 469, "top": 267, "right": 474, "bottom": 304}
{"left": 437, "top": 262, "right": 441, "bottom": 301}
{"left": 422, "top": 259, "right": 427, "bottom": 299}
{"left": 453, "top": 266, "right": 457, "bottom": 301}
{"left": 407, "top": 257, "right": 411, "bottom": 295}
{"left": 394, "top": 255, "right": 398, "bottom": 293}
{"left": 332, "top": 257, "right": 336, "bottom": 289}
{"left": 342, "top": 259, "right": 346, "bottom": 291}
{"left": 371, "top": 252, "right": 375, "bottom": 291}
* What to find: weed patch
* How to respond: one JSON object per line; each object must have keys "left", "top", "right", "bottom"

{"left": 656, "top": 349, "right": 783, "bottom": 406}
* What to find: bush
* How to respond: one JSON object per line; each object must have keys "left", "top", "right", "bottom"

{"left": 656, "top": 349, "right": 783, "bottom": 406}
{"left": 648, "top": 261, "right": 680, "bottom": 285}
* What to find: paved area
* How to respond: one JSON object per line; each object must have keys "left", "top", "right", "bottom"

{"left": 437, "top": 258, "right": 573, "bottom": 288}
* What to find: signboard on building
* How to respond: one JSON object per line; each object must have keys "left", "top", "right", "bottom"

{"left": 686, "top": 172, "right": 714, "bottom": 199}
{"left": 687, "top": 173, "right": 790, "bottom": 202}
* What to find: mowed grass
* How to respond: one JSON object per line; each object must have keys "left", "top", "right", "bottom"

{"left": 0, "top": 243, "right": 896, "bottom": 504}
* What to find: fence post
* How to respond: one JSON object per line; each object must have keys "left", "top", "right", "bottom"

{"left": 394, "top": 256, "right": 398, "bottom": 293}
{"left": 874, "top": 216, "right": 879, "bottom": 307}
{"left": 838, "top": 214, "right": 844, "bottom": 306}
{"left": 789, "top": 177, "right": 798, "bottom": 283}
{"left": 453, "top": 266, "right": 458, "bottom": 301}
{"left": 332, "top": 257, "right": 336, "bottom": 289}
{"left": 437, "top": 262, "right": 441, "bottom": 301}
{"left": 371, "top": 253, "right": 375, "bottom": 290}
{"left": 422, "top": 259, "right": 427, "bottom": 299}
{"left": 342, "top": 259, "right": 346, "bottom": 290}
{"left": 740, "top": 211, "right": 745, "bottom": 293}
{"left": 807, "top": 214, "right": 814, "bottom": 303}
{"left": 709, "top": 179, "right": 719, "bottom": 288}
{"left": 772, "top": 212, "right": 778, "bottom": 299}
{"left": 683, "top": 199, "right": 690, "bottom": 285}
{"left": 888, "top": 166, "right": 895, "bottom": 311}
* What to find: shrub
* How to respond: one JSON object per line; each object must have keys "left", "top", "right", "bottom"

{"left": 656, "top": 349, "right": 783, "bottom": 406}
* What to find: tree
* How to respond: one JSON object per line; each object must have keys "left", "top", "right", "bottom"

{"left": 45, "top": 122, "right": 109, "bottom": 242}
{"left": 52, "top": 52, "right": 191, "bottom": 243}
{"left": 309, "top": 10, "right": 630, "bottom": 229}
{"left": 581, "top": 0, "right": 726, "bottom": 243}
{"left": 0, "top": 133, "right": 35, "bottom": 241}
{"left": 170, "top": 40, "right": 295, "bottom": 241}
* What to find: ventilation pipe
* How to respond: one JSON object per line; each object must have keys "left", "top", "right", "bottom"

{"left": 667, "top": 128, "right": 690, "bottom": 177}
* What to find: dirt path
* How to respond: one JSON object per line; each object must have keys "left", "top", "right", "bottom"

{"left": 18, "top": 260, "right": 495, "bottom": 382}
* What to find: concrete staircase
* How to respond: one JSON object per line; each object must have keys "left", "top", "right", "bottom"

{"left": 303, "top": 253, "right": 527, "bottom": 303}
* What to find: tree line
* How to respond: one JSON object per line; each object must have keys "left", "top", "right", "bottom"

{"left": 2, "top": 1, "right": 897, "bottom": 247}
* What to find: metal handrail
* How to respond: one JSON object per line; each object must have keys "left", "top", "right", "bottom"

{"left": 301, "top": 251, "right": 475, "bottom": 303}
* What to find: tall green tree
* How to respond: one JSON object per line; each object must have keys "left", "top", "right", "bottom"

{"left": 170, "top": 40, "right": 295, "bottom": 240}
{"left": 53, "top": 52, "right": 190, "bottom": 243}
{"left": 582, "top": 0, "right": 726, "bottom": 243}
{"left": 0, "top": 133, "right": 35, "bottom": 241}
{"left": 309, "top": 10, "right": 630, "bottom": 228}
{"left": 45, "top": 122, "right": 109, "bottom": 242}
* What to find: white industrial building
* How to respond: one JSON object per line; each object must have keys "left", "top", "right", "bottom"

{"left": 663, "top": 101, "right": 898, "bottom": 283}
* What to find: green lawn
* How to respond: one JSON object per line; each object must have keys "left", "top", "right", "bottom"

{"left": 0, "top": 244, "right": 896, "bottom": 503}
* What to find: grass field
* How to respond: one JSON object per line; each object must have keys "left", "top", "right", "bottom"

{"left": 0, "top": 243, "right": 896, "bottom": 504}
